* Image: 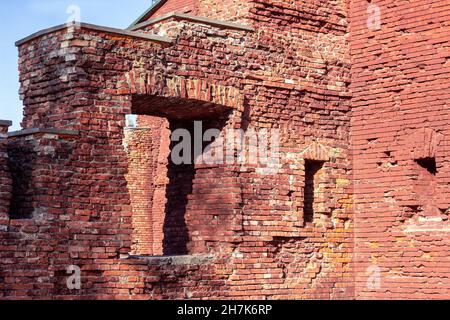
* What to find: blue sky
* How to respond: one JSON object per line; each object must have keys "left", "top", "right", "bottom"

{"left": 0, "top": 0, "right": 152, "bottom": 130}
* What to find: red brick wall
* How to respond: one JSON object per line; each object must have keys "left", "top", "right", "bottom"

{"left": 1, "top": 131, "right": 81, "bottom": 298}
{"left": 148, "top": 0, "right": 260, "bottom": 25}
{"left": 1, "top": 0, "right": 353, "bottom": 299}
{"left": 151, "top": 0, "right": 198, "bottom": 18}
{"left": 350, "top": 0, "right": 450, "bottom": 299}
{"left": 1, "top": 0, "right": 447, "bottom": 300}
{"left": 0, "top": 122, "right": 11, "bottom": 231}
{"left": 196, "top": 0, "right": 253, "bottom": 23}
{"left": 145, "top": 0, "right": 252, "bottom": 23}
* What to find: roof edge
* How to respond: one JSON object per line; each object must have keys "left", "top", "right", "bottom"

{"left": 8, "top": 128, "right": 80, "bottom": 138}
{"left": 128, "top": 0, "right": 168, "bottom": 29}
{"left": 0, "top": 120, "right": 13, "bottom": 127}
{"left": 15, "top": 22, "right": 173, "bottom": 47}
{"left": 128, "top": 12, "right": 254, "bottom": 32}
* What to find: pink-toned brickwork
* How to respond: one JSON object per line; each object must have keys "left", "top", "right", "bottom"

{"left": 350, "top": 0, "right": 450, "bottom": 299}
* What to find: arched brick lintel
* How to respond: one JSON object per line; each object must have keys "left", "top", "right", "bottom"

{"left": 120, "top": 69, "right": 244, "bottom": 113}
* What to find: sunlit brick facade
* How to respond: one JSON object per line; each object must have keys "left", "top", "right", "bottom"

{"left": 0, "top": 0, "right": 449, "bottom": 299}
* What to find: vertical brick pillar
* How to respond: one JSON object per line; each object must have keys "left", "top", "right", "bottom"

{"left": 124, "top": 116, "right": 170, "bottom": 256}
{"left": 0, "top": 120, "right": 12, "bottom": 229}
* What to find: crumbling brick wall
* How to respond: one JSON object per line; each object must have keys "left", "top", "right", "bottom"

{"left": 350, "top": 0, "right": 450, "bottom": 299}
{"left": 2, "top": 0, "right": 353, "bottom": 299}
{"left": 0, "top": 121, "right": 12, "bottom": 231}
{"left": 130, "top": 0, "right": 353, "bottom": 298}
{"left": 152, "top": 0, "right": 198, "bottom": 17}
{"left": 2, "top": 0, "right": 449, "bottom": 300}
{"left": 228, "top": 0, "right": 353, "bottom": 299}
{"left": 196, "top": 0, "right": 253, "bottom": 23}
{"left": 1, "top": 130, "right": 81, "bottom": 298}
{"left": 134, "top": 0, "right": 254, "bottom": 25}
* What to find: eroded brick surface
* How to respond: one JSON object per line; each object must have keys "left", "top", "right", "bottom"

{"left": 0, "top": 0, "right": 448, "bottom": 300}
{"left": 350, "top": 0, "right": 450, "bottom": 299}
{"left": 0, "top": 122, "right": 12, "bottom": 230}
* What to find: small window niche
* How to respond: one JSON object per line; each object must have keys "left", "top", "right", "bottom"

{"left": 415, "top": 157, "right": 437, "bottom": 175}
{"left": 413, "top": 156, "right": 437, "bottom": 196}
{"left": 303, "top": 159, "right": 325, "bottom": 223}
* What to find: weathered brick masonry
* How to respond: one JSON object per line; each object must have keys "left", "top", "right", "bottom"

{"left": 0, "top": 0, "right": 448, "bottom": 300}
{"left": 350, "top": 0, "right": 450, "bottom": 299}
{"left": 0, "top": 121, "right": 12, "bottom": 231}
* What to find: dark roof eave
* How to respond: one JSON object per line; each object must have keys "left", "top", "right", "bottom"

{"left": 128, "top": 12, "right": 254, "bottom": 33}
{"left": 0, "top": 120, "right": 13, "bottom": 127}
{"left": 15, "top": 22, "right": 173, "bottom": 47}
{"left": 8, "top": 128, "right": 80, "bottom": 138}
{"left": 128, "top": 0, "right": 167, "bottom": 29}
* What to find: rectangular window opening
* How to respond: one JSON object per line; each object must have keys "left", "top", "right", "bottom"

{"left": 304, "top": 159, "right": 325, "bottom": 223}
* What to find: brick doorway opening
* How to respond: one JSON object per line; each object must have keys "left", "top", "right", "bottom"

{"left": 124, "top": 94, "right": 234, "bottom": 256}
